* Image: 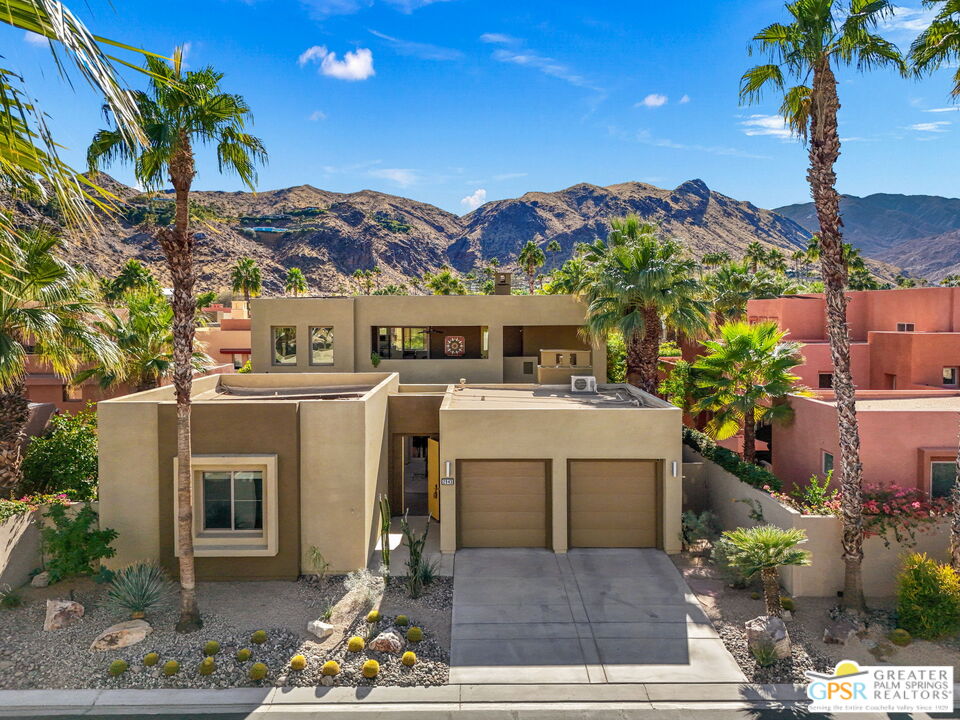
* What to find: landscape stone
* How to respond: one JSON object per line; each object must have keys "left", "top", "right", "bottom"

{"left": 30, "top": 571, "right": 50, "bottom": 588}
{"left": 43, "top": 599, "right": 84, "bottom": 631}
{"left": 368, "top": 630, "right": 404, "bottom": 654}
{"left": 89, "top": 619, "right": 153, "bottom": 651}
{"left": 745, "top": 615, "right": 791, "bottom": 659}
{"left": 823, "top": 620, "right": 859, "bottom": 645}
{"left": 306, "top": 619, "right": 334, "bottom": 640}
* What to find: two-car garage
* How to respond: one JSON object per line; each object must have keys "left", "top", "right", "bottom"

{"left": 456, "top": 459, "right": 660, "bottom": 550}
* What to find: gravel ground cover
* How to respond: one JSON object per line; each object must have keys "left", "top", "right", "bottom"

{"left": 0, "top": 575, "right": 451, "bottom": 689}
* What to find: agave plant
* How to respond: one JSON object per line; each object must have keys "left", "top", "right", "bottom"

{"left": 104, "top": 562, "right": 175, "bottom": 619}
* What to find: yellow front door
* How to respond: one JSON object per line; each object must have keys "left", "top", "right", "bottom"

{"left": 427, "top": 438, "right": 440, "bottom": 521}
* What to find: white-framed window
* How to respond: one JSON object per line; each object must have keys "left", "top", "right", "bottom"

{"left": 931, "top": 461, "right": 956, "bottom": 499}
{"left": 272, "top": 326, "right": 297, "bottom": 366}
{"left": 896, "top": 322, "right": 915, "bottom": 332}
{"left": 310, "top": 326, "right": 334, "bottom": 366}
{"left": 944, "top": 367, "right": 959, "bottom": 387}
{"left": 822, "top": 450, "right": 834, "bottom": 475}
{"left": 174, "top": 454, "right": 278, "bottom": 557}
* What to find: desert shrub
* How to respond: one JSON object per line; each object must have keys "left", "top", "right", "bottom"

{"left": 395, "top": 614, "right": 409, "bottom": 626}
{"left": 108, "top": 659, "right": 128, "bottom": 676}
{"left": 366, "top": 610, "right": 381, "bottom": 624}
{"left": 198, "top": 657, "right": 216, "bottom": 676}
{"left": 163, "top": 660, "right": 180, "bottom": 676}
{"left": 896, "top": 553, "right": 960, "bottom": 639}
{"left": 236, "top": 648, "right": 252, "bottom": 662}
{"left": 406, "top": 626, "right": 423, "bottom": 643}
{"left": 347, "top": 636, "right": 365, "bottom": 652}
{"left": 249, "top": 662, "right": 268, "bottom": 681}
{"left": 251, "top": 630, "right": 268, "bottom": 644}
{"left": 888, "top": 628, "right": 912, "bottom": 647}
{"left": 0, "top": 584, "right": 22, "bottom": 609}
{"left": 41, "top": 503, "right": 117, "bottom": 582}
{"left": 361, "top": 659, "right": 380, "bottom": 678}
{"left": 750, "top": 640, "right": 778, "bottom": 667}
{"left": 20, "top": 408, "right": 98, "bottom": 501}
{"left": 308, "top": 546, "right": 330, "bottom": 581}
{"left": 680, "top": 510, "right": 721, "bottom": 547}
{"left": 203, "top": 641, "right": 221, "bottom": 656}
{"left": 105, "top": 562, "right": 175, "bottom": 617}
{"left": 400, "top": 514, "right": 434, "bottom": 598}
{"left": 682, "top": 426, "right": 781, "bottom": 491}
{"left": 772, "top": 472, "right": 837, "bottom": 515}
{"left": 321, "top": 605, "right": 333, "bottom": 621}
{"left": 344, "top": 569, "right": 384, "bottom": 607}
{"left": 143, "top": 653, "right": 159, "bottom": 666}
{"left": 780, "top": 597, "right": 795, "bottom": 612}
{"left": 711, "top": 539, "right": 754, "bottom": 589}
{"left": 237, "top": 360, "right": 252, "bottom": 374}
{"left": 290, "top": 654, "right": 307, "bottom": 671}
{"left": 321, "top": 660, "right": 340, "bottom": 676}
{"left": 401, "top": 651, "right": 417, "bottom": 667}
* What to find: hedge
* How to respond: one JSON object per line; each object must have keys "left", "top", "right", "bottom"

{"left": 682, "top": 426, "right": 782, "bottom": 492}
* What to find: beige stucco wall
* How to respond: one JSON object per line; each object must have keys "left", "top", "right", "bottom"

{"left": 439, "top": 394, "right": 682, "bottom": 554}
{"left": 250, "top": 297, "right": 356, "bottom": 374}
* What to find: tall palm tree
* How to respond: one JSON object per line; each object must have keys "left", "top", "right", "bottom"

{"left": 352, "top": 269, "right": 375, "bottom": 295}
{"left": 765, "top": 248, "right": 788, "bottom": 274}
{"left": 706, "top": 261, "right": 757, "bottom": 324}
{"left": 88, "top": 48, "right": 266, "bottom": 632}
{"left": 912, "top": 1, "right": 960, "bottom": 569}
{"left": 231, "top": 257, "right": 262, "bottom": 306}
{"left": 0, "top": 228, "right": 119, "bottom": 489}
{"left": 424, "top": 267, "right": 466, "bottom": 295}
{"left": 284, "top": 267, "right": 308, "bottom": 297}
{"left": 741, "top": 0, "right": 903, "bottom": 611}
{"left": 744, "top": 241, "right": 768, "bottom": 273}
{"left": 579, "top": 219, "right": 710, "bottom": 394}
{"left": 545, "top": 257, "right": 590, "bottom": 295}
{"left": 693, "top": 321, "right": 811, "bottom": 464}
{"left": 517, "top": 240, "right": 546, "bottom": 294}
{"left": 104, "top": 258, "right": 158, "bottom": 303}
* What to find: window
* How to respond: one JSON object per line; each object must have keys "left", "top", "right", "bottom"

{"left": 896, "top": 322, "right": 915, "bottom": 332}
{"left": 310, "top": 327, "right": 334, "bottom": 366}
{"left": 202, "top": 470, "right": 263, "bottom": 531}
{"left": 822, "top": 451, "right": 834, "bottom": 475}
{"left": 375, "top": 327, "right": 429, "bottom": 359}
{"left": 522, "top": 361, "right": 534, "bottom": 375}
{"left": 944, "top": 367, "right": 959, "bottom": 386}
{"left": 818, "top": 373, "right": 834, "bottom": 389}
{"left": 272, "top": 327, "right": 297, "bottom": 366}
{"left": 931, "top": 461, "right": 956, "bottom": 499}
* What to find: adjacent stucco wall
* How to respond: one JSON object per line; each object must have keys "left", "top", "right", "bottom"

{"left": 249, "top": 297, "right": 356, "bottom": 374}
{"left": 439, "top": 396, "right": 682, "bottom": 554}
{"left": 0, "top": 511, "right": 40, "bottom": 588}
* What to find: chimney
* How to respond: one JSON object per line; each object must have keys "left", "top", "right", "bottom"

{"left": 494, "top": 272, "right": 512, "bottom": 296}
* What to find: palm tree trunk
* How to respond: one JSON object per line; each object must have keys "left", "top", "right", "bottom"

{"left": 742, "top": 410, "right": 756, "bottom": 465}
{"left": 626, "top": 306, "right": 662, "bottom": 395}
{"left": 809, "top": 60, "right": 865, "bottom": 612}
{"left": 760, "top": 567, "right": 782, "bottom": 617}
{"left": 158, "top": 133, "right": 202, "bottom": 633}
{"left": 527, "top": 269, "right": 535, "bottom": 295}
{"left": 0, "top": 378, "right": 30, "bottom": 492}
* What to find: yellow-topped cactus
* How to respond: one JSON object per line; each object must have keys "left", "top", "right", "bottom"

{"left": 198, "top": 657, "right": 216, "bottom": 676}
{"left": 203, "top": 641, "right": 221, "bottom": 656}
{"left": 406, "top": 626, "right": 423, "bottom": 643}
{"left": 401, "top": 651, "right": 417, "bottom": 667}
{"left": 143, "top": 652, "right": 159, "bottom": 667}
{"left": 361, "top": 659, "right": 380, "bottom": 678}
{"left": 347, "top": 635, "right": 365, "bottom": 652}
{"left": 236, "top": 648, "right": 252, "bottom": 662}
{"left": 366, "top": 610, "right": 381, "bottom": 623}
{"left": 289, "top": 654, "right": 307, "bottom": 671}
{"left": 109, "top": 660, "right": 128, "bottom": 677}
{"left": 251, "top": 630, "right": 268, "bottom": 644}
{"left": 321, "top": 660, "right": 340, "bottom": 676}
{"left": 162, "top": 660, "right": 180, "bottom": 676}
{"left": 249, "top": 662, "right": 268, "bottom": 681}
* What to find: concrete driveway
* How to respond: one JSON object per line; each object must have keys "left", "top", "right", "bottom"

{"left": 450, "top": 548, "right": 746, "bottom": 684}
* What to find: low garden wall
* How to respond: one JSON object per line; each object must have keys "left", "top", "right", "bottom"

{"left": 682, "top": 445, "right": 950, "bottom": 598}
{"left": 0, "top": 509, "right": 41, "bottom": 589}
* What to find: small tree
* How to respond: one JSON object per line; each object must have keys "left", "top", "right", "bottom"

{"left": 284, "top": 267, "right": 308, "bottom": 297}
{"left": 21, "top": 407, "right": 99, "bottom": 501}
{"left": 717, "top": 525, "right": 811, "bottom": 617}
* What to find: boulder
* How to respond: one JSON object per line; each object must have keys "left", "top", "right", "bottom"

{"left": 43, "top": 599, "right": 84, "bottom": 631}
{"left": 745, "top": 615, "right": 791, "bottom": 660}
{"left": 312, "top": 588, "right": 377, "bottom": 653}
{"left": 30, "top": 571, "right": 50, "bottom": 588}
{"left": 307, "top": 619, "right": 334, "bottom": 641}
{"left": 90, "top": 619, "right": 153, "bottom": 651}
{"left": 368, "top": 631, "right": 404, "bottom": 654}
{"left": 823, "top": 620, "right": 859, "bottom": 645}
{"left": 320, "top": 675, "right": 335, "bottom": 686}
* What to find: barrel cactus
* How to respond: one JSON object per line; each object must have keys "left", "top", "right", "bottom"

{"left": 321, "top": 660, "right": 340, "bottom": 676}
{"left": 401, "top": 651, "right": 417, "bottom": 667}
{"left": 249, "top": 662, "right": 268, "bottom": 681}
{"left": 162, "top": 660, "right": 180, "bottom": 676}
{"left": 251, "top": 630, "right": 268, "bottom": 644}
{"left": 362, "top": 659, "right": 380, "bottom": 678}
{"left": 347, "top": 635, "right": 365, "bottom": 652}
{"left": 290, "top": 654, "right": 307, "bottom": 671}
{"left": 198, "top": 657, "right": 216, "bottom": 676}
{"left": 109, "top": 660, "right": 128, "bottom": 677}
{"left": 203, "top": 641, "right": 221, "bottom": 656}
{"left": 143, "top": 652, "right": 159, "bottom": 667}
{"left": 406, "top": 626, "right": 423, "bottom": 643}
{"left": 236, "top": 648, "right": 252, "bottom": 662}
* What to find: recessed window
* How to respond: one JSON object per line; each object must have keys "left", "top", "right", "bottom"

{"left": 896, "top": 322, "right": 915, "bottom": 332}
{"left": 944, "top": 367, "right": 959, "bottom": 386}
{"left": 310, "top": 326, "right": 334, "bottom": 366}
{"left": 822, "top": 451, "right": 834, "bottom": 476}
{"left": 272, "top": 326, "right": 297, "bottom": 366}
{"left": 818, "top": 373, "right": 834, "bottom": 389}
{"left": 931, "top": 461, "right": 956, "bottom": 499}
{"left": 375, "top": 327, "right": 429, "bottom": 359}
{"left": 202, "top": 470, "right": 263, "bottom": 531}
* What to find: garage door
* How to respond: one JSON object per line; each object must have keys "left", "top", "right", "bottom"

{"left": 458, "top": 460, "right": 548, "bottom": 547}
{"left": 568, "top": 460, "right": 658, "bottom": 547}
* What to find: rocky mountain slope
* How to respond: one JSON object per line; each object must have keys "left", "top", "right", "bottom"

{"left": 47, "top": 176, "right": 818, "bottom": 293}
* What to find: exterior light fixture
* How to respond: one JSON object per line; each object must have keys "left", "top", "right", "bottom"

{"left": 671, "top": 461, "right": 678, "bottom": 478}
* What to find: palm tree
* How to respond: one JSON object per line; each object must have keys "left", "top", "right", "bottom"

{"left": 0, "top": 228, "right": 120, "bottom": 489}
{"left": 88, "top": 48, "right": 266, "bottom": 632}
{"left": 741, "top": 0, "right": 903, "bottom": 612}
{"left": 231, "top": 257, "right": 262, "bottom": 306}
{"left": 284, "top": 267, "right": 308, "bottom": 297}
{"left": 352, "top": 269, "right": 375, "bottom": 295}
{"left": 706, "top": 261, "right": 756, "bottom": 324}
{"left": 545, "top": 257, "right": 590, "bottom": 295}
{"left": 517, "top": 240, "right": 546, "bottom": 294}
{"left": 790, "top": 249, "right": 808, "bottom": 281}
{"left": 105, "top": 259, "right": 158, "bottom": 303}
{"left": 579, "top": 219, "right": 709, "bottom": 394}
{"left": 765, "top": 248, "right": 788, "bottom": 274}
{"left": 718, "top": 525, "right": 811, "bottom": 617}
{"left": 76, "top": 289, "right": 213, "bottom": 393}
{"left": 744, "top": 242, "right": 768, "bottom": 273}
{"left": 693, "top": 321, "right": 811, "bottom": 464}
{"left": 424, "top": 267, "right": 466, "bottom": 295}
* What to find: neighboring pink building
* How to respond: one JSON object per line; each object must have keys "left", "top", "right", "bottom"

{"left": 196, "top": 301, "right": 252, "bottom": 370}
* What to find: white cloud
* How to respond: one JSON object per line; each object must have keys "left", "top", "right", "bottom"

{"left": 23, "top": 31, "right": 47, "bottom": 46}
{"left": 679, "top": 94, "right": 691, "bottom": 104}
{"left": 300, "top": 0, "right": 451, "bottom": 17}
{"left": 882, "top": 5, "right": 937, "bottom": 34}
{"left": 909, "top": 120, "right": 951, "bottom": 132}
{"left": 481, "top": 33, "right": 600, "bottom": 91}
{"left": 479, "top": 33, "right": 517, "bottom": 45}
{"left": 638, "top": 93, "right": 668, "bottom": 108}
{"left": 369, "top": 168, "right": 418, "bottom": 186}
{"left": 636, "top": 129, "right": 770, "bottom": 160}
{"left": 299, "top": 45, "right": 375, "bottom": 80}
{"left": 309, "top": 110, "right": 327, "bottom": 121}
{"left": 368, "top": 29, "right": 462, "bottom": 60}
{"left": 493, "top": 172, "right": 527, "bottom": 181}
{"left": 461, "top": 188, "right": 487, "bottom": 210}
{"left": 740, "top": 114, "right": 793, "bottom": 139}
{"left": 926, "top": 107, "right": 960, "bottom": 113}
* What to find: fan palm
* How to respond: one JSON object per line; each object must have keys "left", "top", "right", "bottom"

{"left": 104, "top": 259, "right": 158, "bottom": 303}
{"left": 231, "top": 257, "right": 262, "bottom": 305}
{"left": 578, "top": 218, "right": 710, "bottom": 394}
{"left": 693, "top": 321, "right": 811, "bottom": 464}
{"left": 545, "top": 257, "right": 590, "bottom": 295}
{"left": 424, "top": 267, "right": 466, "bottom": 295}
{"left": 740, "top": 0, "right": 904, "bottom": 612}
{"left": 284, "top": 267, "right": 308, "bottom": 297}
{"left": 717, "top": 525, "right": 811, "bottom": 617}
{"left": 0, "top": 228, "right": 120, "bottom": 489}
{"left": 87, "top": 48, "right": 266, "bottom": 632}
{"left": 744, "top": 241, "right": 768, "bottom": 273}
{"left": 517, "top": 240, "right": 546, "bottom": 294}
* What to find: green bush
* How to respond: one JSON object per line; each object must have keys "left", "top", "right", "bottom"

{"left": 606, "top": 332, "right": 626, "bottom": 384}
{"left": 143, "top": 652, "right": 159, "bottom": 666}
{"left": 20, "top": 408, "right": 99, "bottom": 501}
{"left": 108, "top": 659, "right": 128, "bottom": 676}
{"left": 163, "top": 660, "right": 180, "bottom": 676}
{"left": 680, "top": 510, "right": 721, "bottom": 546}
{"left": 897, "top": 553, "right": 960, "bottom": 639}
{"left": 0, "top": 584, "right": 22, "bottom": 609}
{"left": 41, "top": 503, "right": 117, "bottom": 582}
{"left": 406, "top": 626, "right": 423, "bottom": 643}
{"left": 249, "top": 662, "right": 268, "bottom": 681}
{"left": 203, "top": 641, "right": 221, "bottom": 656}
{"left": 682, "top": 426, "right": 781, "bottom": 491}
{"left": 105, "top": 562, "right": 174, "bottom": 617}
{"left": 198, "top": 657, "right": 216, "bottom": 676}
{"left": 888, "top": 628, "right": 912, "bottom": 647}
{"left": 236, "top": 648, "right": 252, "bottom": 662}
{"left": 750, "top": 640, "right": 778, "bottom": 667}
{"left": 251, "top": 630, "right": 267, "bottom": 644}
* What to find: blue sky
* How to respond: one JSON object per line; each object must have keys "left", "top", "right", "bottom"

{"left": 8, "top": 0, "right": 960, "bottom": 213}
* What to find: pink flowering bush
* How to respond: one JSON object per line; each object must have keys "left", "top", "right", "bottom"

{"left": 0, "top": 493, "right": 69, "bottom": 524}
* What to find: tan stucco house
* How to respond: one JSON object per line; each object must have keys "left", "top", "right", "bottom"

{"left": 99, "top": 295, "right": 682, "bottom": 580}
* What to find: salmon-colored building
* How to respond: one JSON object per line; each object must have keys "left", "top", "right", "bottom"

{"left": 748, "top": 288, "right": 960, "bottom": 496}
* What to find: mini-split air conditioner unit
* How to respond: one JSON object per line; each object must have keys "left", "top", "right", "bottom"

{"left": 570, "top": 375, "right": 597, "bottom": 393}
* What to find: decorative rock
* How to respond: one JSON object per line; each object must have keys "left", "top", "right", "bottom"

{"left": 30, "top": 571, "right": 50, "bottom": 588}
{"left": 745, "top": 615, "right": 791, "bottom": 659}
{"left": 320, "top": 675, "right": 335, "bottom": 686}
{"left": 43, "top": 599, "right": 83, "bottom": 631}
{"left": 89, "top": 619, "right": 153, "bottom": 651}
{"left": 368, "top": 631, "right": 404, "bottom": 654}
{"left": 823, "top": 620, "right": 859, "bottom": 645}
{"left": 782, "top": 610, "right": 793, "bottom": 621}
{"left": 306, "top": 619, "right": 334, "bottom": 640}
